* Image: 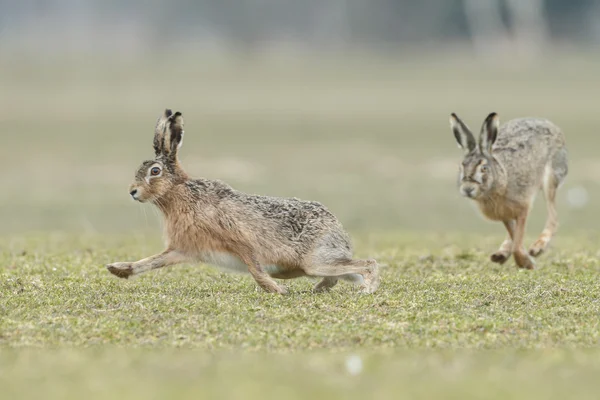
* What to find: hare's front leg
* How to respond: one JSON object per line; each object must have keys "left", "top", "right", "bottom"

{"left": 512, "top": 212, "right": 535, "bottom": 270}
{"left": 106, "top": 249, "right": 187, "bottom": 279}
{"left": 491, "top": 220, "right": 515, "bottom": 264}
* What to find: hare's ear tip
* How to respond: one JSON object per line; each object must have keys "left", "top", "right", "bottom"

{"left": 164, "top": 109, "right": 173, "bottom": 117}
{"left": 449, "top": 113, "right": 458, "bottom": 126}
{"left": 488, "top": 112, "right": 499, "bottom": 126}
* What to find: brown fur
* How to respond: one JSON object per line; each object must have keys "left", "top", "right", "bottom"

{"left": 450, "top": 112, "right": 568, "bottom": 269}
{"left": 107, "top": 109, "right": 380, "bottom": 294}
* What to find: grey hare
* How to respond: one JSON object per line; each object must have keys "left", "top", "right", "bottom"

{"left": 450, "top": 112, "right": 568, "bottom": 270}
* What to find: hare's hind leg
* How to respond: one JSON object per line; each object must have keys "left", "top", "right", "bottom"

{"left": 304, "top": 259, "right": 380, "bottom": 294}
{"left": 529, "top": 165, "right": 563, "bottom": 257}
{"left": 106, "top": 249, "right": 187, "bottom": 279}
{"left": 491, "top": 220, "right": 515, "bottom": 264}
{"left": 239, "top": 255, "right": 288, "bottom": 295}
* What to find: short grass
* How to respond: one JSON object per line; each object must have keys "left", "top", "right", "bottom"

{"left": 2, "top": 233, "right": 600, "bottom": 398}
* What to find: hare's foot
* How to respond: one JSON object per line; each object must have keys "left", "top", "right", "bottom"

{"left": 107, "top": 251, "right": 186, "bottom": 279}
{"left": 268, "top": 283, "right": 288, "bottom": 295}
{"left": 490, "top": 251, "right": 510, "bottom": 264}
{"left": 313, "top": 277, "right": 338, "bottom": 293}
{"left": 491, "top": 237, "right": 512, "bottom": 264}
{"left": 529, "top": 231, "right": 552, "bottom": 257}
{"left": 513, "top": 251, "right": 535, "bottom": 270}
{"left": 254, "top": 279, "right": 287, "bottom": 295}
{"left": 360, "top": 260, "right": 380, "bottom": 294}
{"left": 254, "top": 276, "right": 288, "bottom": 295}
{"left": 106, "top": 262, "right": 134, "bottom": 279}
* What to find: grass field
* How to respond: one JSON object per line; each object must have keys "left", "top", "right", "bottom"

{"left": 2, "top": 233, "right": 600, "bottom": 398}
{"left": 2, "top": 50, "right": 600, "bottom": 398}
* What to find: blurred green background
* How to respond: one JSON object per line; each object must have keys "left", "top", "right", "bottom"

{"left": 2, "top": 1, "right": 600, "bottom": 236}
{"left": 1, "top": 52, "right": 598, "bottom": 235}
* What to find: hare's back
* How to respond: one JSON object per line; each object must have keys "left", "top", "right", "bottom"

{"left": 190, "top": 178, "right": 342, "bottom": 229}
{"left": 493, "top": 118, "right": 567, "bottom": 181}
{"left": 496, "top": 118, "right": 565, "bottom": 148}
{"left": 235, "top": 193, "right": 352, "bottom": 256}
{"left": 242, "top": 194, "right": 342, "bottom": 230}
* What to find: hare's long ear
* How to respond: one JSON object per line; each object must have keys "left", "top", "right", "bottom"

{"left": 153, "top": 109, "right": 173, "bottom": 156}
{"left": 162, "top": 111, "right": 184, "bottom": 161}
{"left": 450, "top": 113, "right": 476, "bottom": 154}
{"left": 479, "top": 112, "right": 499, "bottom": 156}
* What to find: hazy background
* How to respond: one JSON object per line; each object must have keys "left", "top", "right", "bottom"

{"left": 1, "top": 0, "right": 599, "bottom": 235}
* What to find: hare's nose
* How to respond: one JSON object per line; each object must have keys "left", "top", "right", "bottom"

{"left": 130, "top": 189, "right": 138, "bottom": 198}
{"left": 464, "top": 187, "right": 474, "bottom": 197}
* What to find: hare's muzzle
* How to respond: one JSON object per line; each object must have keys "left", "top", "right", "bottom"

{"left": 459, "top": 183, "right": 480, "bottom": 199}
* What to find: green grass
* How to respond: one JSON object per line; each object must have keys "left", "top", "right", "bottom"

{"left": 2, "top": 233, "right": 600, "bottom": 398}
{"left": 3, "top": 233, "right": 600, "bottom": 349}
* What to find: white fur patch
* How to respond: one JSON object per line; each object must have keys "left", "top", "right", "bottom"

{"left": 472, "top": 170, "right": 483, "bottom": 184}
{"left": 340, "top": 273, "right": 364, "bottom": 284}
{"left": 263, "top": 265, "right": 284, "bottom": 275}
{"left": 198, "top": 251, "right": 247, "bottom": 273}
{"left": 146, "top": 163, "right": 163, "bottom": 183}
{"left": 197, "top": 251, "right": 282, "bottom": 275}
{"left": 542, "top": 163, "right": 552, "bottom": 193}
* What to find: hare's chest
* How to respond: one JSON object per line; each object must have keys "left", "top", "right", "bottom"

{"left": 197, "top": 251, "right": 282, "bottom": 276}
{"left": 476, "top": 198, "right": 522, "bottom": 221}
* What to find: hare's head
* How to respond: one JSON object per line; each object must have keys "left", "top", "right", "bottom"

{"left": 129, "top": 109, "right": 187, "bottom": 203}
{"left": 450, "top": 112, "right": 500, "bottom": 200}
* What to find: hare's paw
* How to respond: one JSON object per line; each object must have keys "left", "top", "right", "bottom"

{"left": 528, "top": 239, "right": 548, "bottom": 258}
{"left": 490, "top": 251, "right": 510, "bottom": 264}
{"left": 106, "top": 262, "right": 134, "bottom": 279}
{"left": 258, "top": 282, "right": 288, "bottom": 295}
{"left": 360, "top": 261, "right": 380, "bottom": 294}
{"left": 359, "top": 278, "right": 380, "bottom": 294}
{"left": 514, "top": 252, "right": 535, "bottom": 270}
{"left": 274, "top": 284, "right": 288, "bottom": 295}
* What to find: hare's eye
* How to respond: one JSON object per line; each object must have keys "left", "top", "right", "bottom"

{"left": 150, "top": 167, "right": 161, "bottom": 176}
{"left": 480, "top": 166, "right": 488, "bottom": 173}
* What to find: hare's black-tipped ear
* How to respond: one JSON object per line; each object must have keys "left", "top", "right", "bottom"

{"left": 153, "top": 109, "right": 173, "bottom": 156}
{"left": 450, "top": 113, "right": 476, "bottom": 153}
{"left": 479, "top": 112, "right": 499, "bottom": 155}
{"left": 165, "top": 111, "right": 184, "bottom": 159}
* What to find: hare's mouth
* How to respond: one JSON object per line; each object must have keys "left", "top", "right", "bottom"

{"left": 129, "top": 188, "right": 147, "bottom": 202}
{"left": 460, "top": 185, "right": 480, "bottom": 199}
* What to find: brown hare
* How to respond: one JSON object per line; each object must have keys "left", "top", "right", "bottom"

{"left": 106, "top": 109, "right": 380, "bottom": 294}
{"left": 450, "top": 112, "right": 568, "bottom": 270}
